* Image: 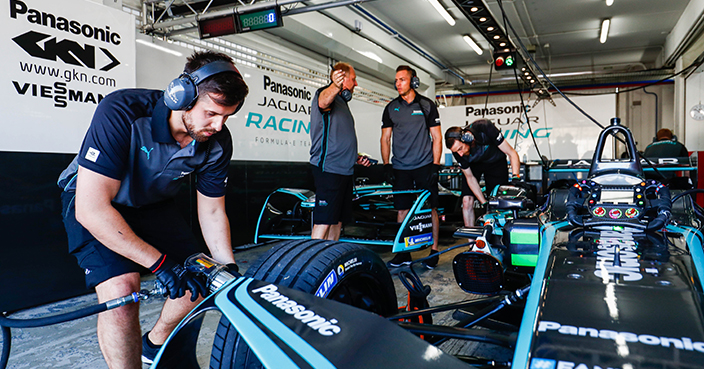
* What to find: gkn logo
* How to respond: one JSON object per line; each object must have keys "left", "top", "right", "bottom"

{"left": 13, "top": 31, "right": 120, "bottom": 71}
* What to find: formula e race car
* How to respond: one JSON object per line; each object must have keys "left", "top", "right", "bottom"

{"left": 254, "top": 182, "right": 463, "bottom": 253}
{"left": 150, "top": 119, "right": 704, "bottom": 369}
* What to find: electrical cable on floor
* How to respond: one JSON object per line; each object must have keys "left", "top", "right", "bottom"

{"left": 0, "top": 285, "right": 164, "bottom": 369}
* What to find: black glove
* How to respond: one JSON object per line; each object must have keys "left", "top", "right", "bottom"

{"left": 384, "top": 164, "right": 395, "bottom": 185}
{"left": 225, "top": 263, "right": 242, "bottom": 278}
{"left": 150, "top": 254, "right": 207, "bottom": 302}
{"left": 510, "top": 175, "right": 523, "bottom": 184}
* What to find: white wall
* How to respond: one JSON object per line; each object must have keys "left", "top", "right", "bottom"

{"left": 685, "top": 71, "right": 704, "bottom": 151}
{"left": 134, "top": 34, "right": 386, "bottom": 162}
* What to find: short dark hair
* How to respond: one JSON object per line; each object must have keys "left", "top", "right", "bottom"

{"left": 445, "top": 126, "right": 463, "bottom": 149}
{"left": 396, "top": 65, "right": 416, "bottom": 77}
{"left": 185, "top": 51, "right": 248, "bottom": 107}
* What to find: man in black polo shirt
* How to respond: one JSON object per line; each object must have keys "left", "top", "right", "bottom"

{"left": 445, "top": 119, "right": 521, "bottom": 226}
{"left": 57, "top": 51, "right": 248, "bottom": 368}
{"left": 381, "top": 65, "right": 443, "bottom": 269}
{"left": 309, "top": 62, "right": 370, "bottom": 240}
{"left": 644, "top": 128, "right": 689, "bottom": 158}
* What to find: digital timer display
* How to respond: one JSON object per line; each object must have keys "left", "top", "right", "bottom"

{"left": 237, "top": 7, "right": 283, "bottom": 32}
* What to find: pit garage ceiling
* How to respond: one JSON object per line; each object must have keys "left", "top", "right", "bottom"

{"left": 130, "top": 0, "right": 704, "bottom": 94}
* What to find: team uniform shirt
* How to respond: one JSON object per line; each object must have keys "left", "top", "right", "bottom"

{"left": 453, "top": 120, "right": 506, "bottom": 169}
{"left": 309, "top": 86, "right": 358, "bottom": 176}
{"left": 643, "top": 140, "right": 689, "bottom": 158}
{"left": 57, "top": 89, "right": 233, "bottom": 208}
{"left": 382, "top": 94, "right": 440, "bottom": 170}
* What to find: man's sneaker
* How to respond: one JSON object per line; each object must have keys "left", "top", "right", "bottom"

{"left": 387, "top": 252, "right": 412, "bottom": 267}
{"left": 141, "top": 331, "right": 162, "bottom": 365}
{"left": 423, "top": 249, "right": 439, "bottom": 269}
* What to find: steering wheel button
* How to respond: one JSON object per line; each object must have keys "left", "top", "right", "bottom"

{"left": 625, "top": 208, "right": 639, "bottom": 218}
{"left": 593, "top": 207, "right": 606, "bottom": 217}
{"left": 608, "top": 209, "right": 622, "bottom": 219}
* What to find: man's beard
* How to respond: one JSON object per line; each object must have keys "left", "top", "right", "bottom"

{"left": 182, "top": 111, "right": 216, "bottom": 142}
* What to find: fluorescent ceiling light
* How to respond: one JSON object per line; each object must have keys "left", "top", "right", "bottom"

{"left": 427, "top": 0, "right": 455, "bottom": 26}
{"left": 136, "top": 39, "right": 183, "bottom": 57}
{"left": 600, "top": 18, "right": 611, "bottom": 43}
{"left": 359, "top": 50, "right": 383, "bottom": 63}
{"left": 463, "top": 35, "right": 483, "bottom": 55}
{"left": 606, "top": 0, "right": 614, "bottom": 6}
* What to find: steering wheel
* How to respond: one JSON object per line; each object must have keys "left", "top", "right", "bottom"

{"left": 565, "top": 179, "right": 672, "bottom": 231}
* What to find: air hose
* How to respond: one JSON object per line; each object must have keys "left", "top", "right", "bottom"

{"left": 0, "top": 283, "right": 165, "bottom": 369}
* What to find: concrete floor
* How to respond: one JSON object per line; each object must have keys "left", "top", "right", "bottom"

{"left": 0, "top": 238, "right": 513, "bottom": 368}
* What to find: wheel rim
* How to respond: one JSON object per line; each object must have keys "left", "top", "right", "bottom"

{"left": 326, "top": 272, "right": 392, "bottom": 316}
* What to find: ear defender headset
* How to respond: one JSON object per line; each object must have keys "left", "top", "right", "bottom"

{"left": 394, "top": 68, "right": 421, "bottom": 90}
{"left": 446, "top": 126, "right": 474, "bottom": 144}
{"left": 164, "top": 60, "right": 244, "bottom": 112}
{"left": 330, "top": 64, "right": 353, "bottom": 102}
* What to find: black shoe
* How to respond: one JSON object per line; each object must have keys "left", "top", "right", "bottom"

{"left": 423, "top": 249, "right": 439, "bottom": 269}
{"left": 142, "top": 331, "right": 162, "bottom": 365}
{"left": 387, "top": 252, "right": 412, "bottom": 267}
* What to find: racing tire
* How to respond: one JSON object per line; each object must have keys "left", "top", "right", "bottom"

{"left": 209, "top": 239, "right": 397, "bottom": 369}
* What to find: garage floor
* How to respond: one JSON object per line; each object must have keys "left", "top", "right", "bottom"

{"left": 1, "top": 238, "right": 513, "bottom": 368}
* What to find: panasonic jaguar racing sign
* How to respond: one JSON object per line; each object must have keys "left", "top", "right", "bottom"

{"left": 3, "top": 0, "right": 135, "bottom": 153}
{"left": 438, "top": 94, "right": 615, "bottom": 162}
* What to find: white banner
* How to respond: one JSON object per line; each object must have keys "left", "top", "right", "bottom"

{"left": 2, "top": 0, "right": 135, "bottom": 153}
{"left": 232, "top": 68, "right": 383, "bottom": 162}
{"left": 439, "top": 94, "right": 616, "bottom": 162}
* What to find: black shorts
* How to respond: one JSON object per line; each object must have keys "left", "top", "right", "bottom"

{"left": 61, "top": 191, "right": 202, "bottom": 288}
{"left": 393, "top": 163, "right": 439, "bottom": 210}
{"left": 461, "top": 161, "right": 508, "bottom": 198}
{"left": 311, "top": 165, "right": 353, "bottom": 225}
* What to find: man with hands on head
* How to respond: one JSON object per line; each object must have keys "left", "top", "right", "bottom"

{"left": 381, "top": 65, "right": 443, "bottom": 269}
{"left": 445, "top": 119, "right": 521, "bottom": 227}
{"left": 57, "top": 50, "right": 248, "bottom": 368}
{"left": 309, "top": 62, "right": 371, "bottom": 241}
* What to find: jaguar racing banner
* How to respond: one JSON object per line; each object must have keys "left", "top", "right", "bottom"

{"left": 3, "top": 0, "right": 135, "bottom": 153}
{"left": 233, "top": 67, "right": 383, "bottom": 162}
{"left": 438, "top": 94, "right": 615, "bottom": 162}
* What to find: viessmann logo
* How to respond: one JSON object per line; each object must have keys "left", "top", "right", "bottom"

{"left": 251, "top": 284, "right": 341, "bottom": 336}
{"left": 10, "top": 0, "right": 121, "bottom": 71}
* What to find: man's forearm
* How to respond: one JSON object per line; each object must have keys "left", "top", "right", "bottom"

{"left": 380, "top": 137, "right": 391, "bottom": 164}
{"left": 463, "top": 172, "right": 486, "bottom": 203}
{"left": 318, "top": 84, "right": 341, "bottom": 110}
{"left": 198, "top": 194, "right": 235, "bottom": 264}
{"left": 76, "top": 200, "right": 161, "bottom": 268}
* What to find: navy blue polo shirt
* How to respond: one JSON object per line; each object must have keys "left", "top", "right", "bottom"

{"left": 58, "top": 89, "right": 233, "bottom": 207}
{"left": 381, "top": 93, "right": 440, "bottom": 170}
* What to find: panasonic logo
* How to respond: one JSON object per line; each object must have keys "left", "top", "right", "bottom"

{"left": 594, "top": 229, "right": 643, "bottom": 282}
{"left": 538, "top": 321, "right": 704, "bottom": 353}
{"left": 251, "top": 284, "right": 341, "bottom": 336}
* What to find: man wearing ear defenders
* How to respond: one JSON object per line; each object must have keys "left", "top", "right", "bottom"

{"left": 57, "top": 51, "right": 248, "bottom": 368}
{"left": 445, "top": 119, "right": 521, "bottom": 226}
{"left": 309, "top": 62, "right": 371, "bottom": 241}
{"left": 381, "top": 65, "right": 443, "bottom": 269}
